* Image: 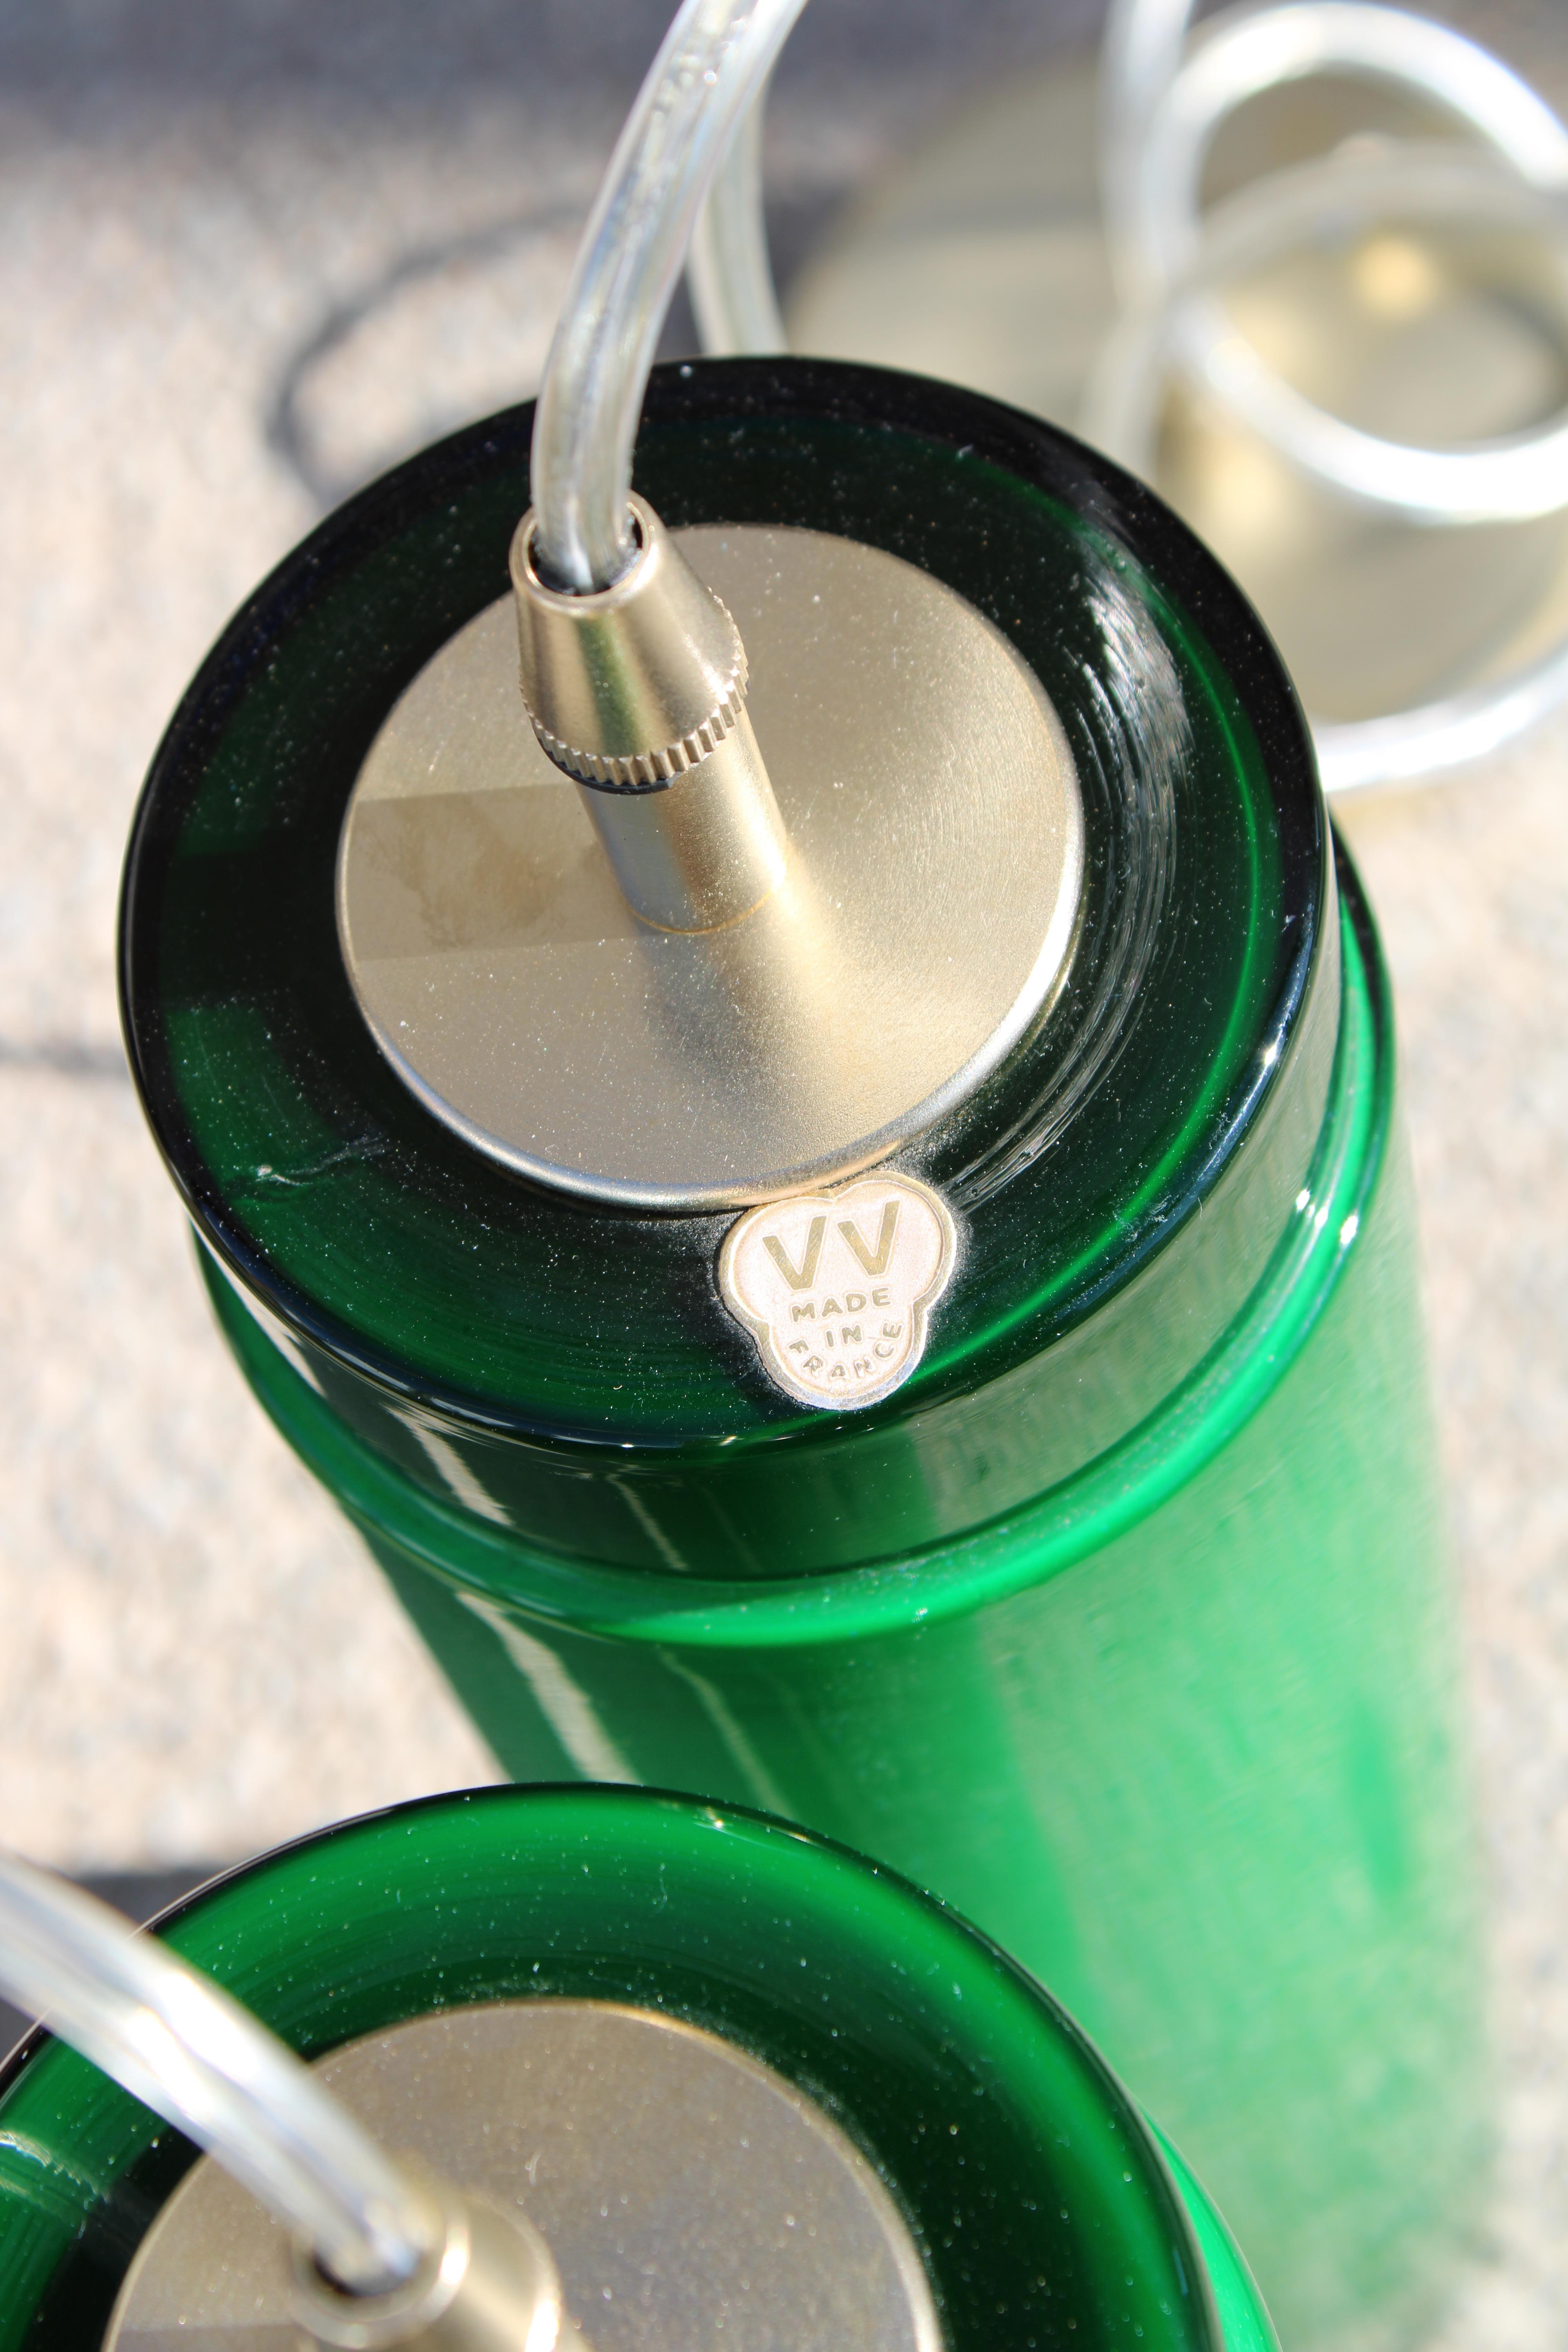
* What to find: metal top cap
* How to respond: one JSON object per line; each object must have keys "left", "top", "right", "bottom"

{"left": 107, "top": 2000, "right": 944, "bottom": 2352}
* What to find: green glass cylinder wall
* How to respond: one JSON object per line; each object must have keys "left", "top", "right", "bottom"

{"left": 120, "top": 360, "right": 1485, "bottom": 2352}
{"left": 0, "top": 1788, "right": 1278, "bottom": 2352}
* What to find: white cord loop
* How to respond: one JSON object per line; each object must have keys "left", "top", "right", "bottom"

{"left": 684, "top": 0, "right": 1568, "bottom": 789}
{"left": 1086, "top": 146, "right": 1568, "bottom": 521}
{"left": 1121, "top": 3, "right": 1568, "bottom": 523}
{"left": 1099, "top": 0, "right": 1197, "bottom": 299}
{"left": 1087, "top": 145, "right": 1568, "bottom": 790}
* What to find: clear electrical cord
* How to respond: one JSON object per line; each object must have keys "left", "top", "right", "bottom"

{"left": 530, "top": 0, "right": 808, "bottom": 590}
{"left": 0, "top": 1851, "right": 436, "bottom": 2294}
{"left": 1099, "top": 0, "right": 1196, "bottom": 300}
{"left": 689, "top": 83, "right": 789, "bottom": 357}
{"left": 685, "top": 0, "right": 1568, "bottom": 788}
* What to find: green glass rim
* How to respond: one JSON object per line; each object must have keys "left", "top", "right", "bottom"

{"left": 120, "top": 357, "right": 1329, "bottom": 1453}
{"left": 206, "top": 839, "right": 1389, "bottom": 1649}
{"left": 0, "top": 1784, "right": 1226, "bottom": 2352}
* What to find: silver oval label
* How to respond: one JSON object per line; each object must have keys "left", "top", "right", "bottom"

{"left": 719, "top": 1173, "right": 956, "bottom": 1411}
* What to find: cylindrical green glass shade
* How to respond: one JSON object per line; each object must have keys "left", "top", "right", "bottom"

{"left": 198, "top": 855, "right": 1481, "bottom": 2352}
{"left": 119, "top": 362, "right": 1483, "bottom": 2352}
{"left": 0, "top": 1789, "right": 1277, "bottom": 2352}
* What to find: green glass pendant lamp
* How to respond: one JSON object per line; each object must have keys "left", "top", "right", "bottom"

{"left": 0, "top": 1790, "right": 1278, "bottom": 2351}
{"left": 117, "top": 4, "right": 1483, "bottom": 2348}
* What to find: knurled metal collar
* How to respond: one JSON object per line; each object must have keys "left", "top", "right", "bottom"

{"left": 510, "top": 494, "right": 750, "bottom": 789}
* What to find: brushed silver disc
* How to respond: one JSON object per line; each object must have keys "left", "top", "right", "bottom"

{"left": 338, "top": 524, "right": 1083, "bottom": 1210}
{"left": 106, "top": 2000, "right": 941, "bottom": 2352}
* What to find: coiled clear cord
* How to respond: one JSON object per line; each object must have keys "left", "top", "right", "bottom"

{"left": 684, "top": 0, "right": 1568, "bottom": 789}
{"left": 1098, "top": 0, "right": 1193, "bottom": 300}
{"left": 1099, "top": 2, "right": 1568, "bottom": 523}
{"left": 530, "top": 0, "right": 807, "bottom": 592}
{"left": 688, "top": 85, "right": 788, "bottom": 358}
{"left": 1086, "top": 0, "right": 1568, "bottom": 788}
{"left": 0, "top": 1851, "right": 435, "bottom": 2295}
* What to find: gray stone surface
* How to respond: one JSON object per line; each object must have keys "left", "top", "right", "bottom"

{"left": 0, "top": 3, "right": 1564, "bottom": 2343}
{"left": 1343, "top": 746, "right": 1568, "bottom": 2352}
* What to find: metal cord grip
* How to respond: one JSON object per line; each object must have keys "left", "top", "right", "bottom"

{"left": 510, "top": 493, "right": 788, "bottom": 933}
